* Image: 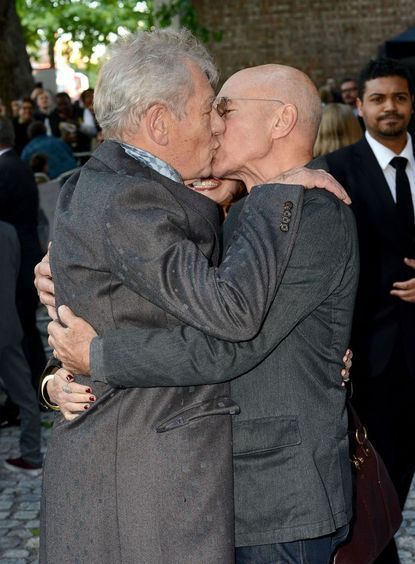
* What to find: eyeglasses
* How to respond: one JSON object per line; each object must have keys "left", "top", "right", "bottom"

{"left": 215, "top": 96, "right": 285, "bottom": 117}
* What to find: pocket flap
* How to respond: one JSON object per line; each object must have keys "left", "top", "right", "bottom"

{"left": 233, "top": 416, "right": 301, "bottom": 455}
{"left": 156, "top": 396, "right": 240, "bottom": 433}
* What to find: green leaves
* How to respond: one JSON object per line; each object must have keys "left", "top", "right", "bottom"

{"left": 15, "top": 0, "right": 221, "bottom": 73}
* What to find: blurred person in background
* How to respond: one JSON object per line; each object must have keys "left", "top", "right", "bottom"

{"left": 0, "top": 221, "right": 42, "bottom": 476}
{"left": 10, "top": 99, "right": 21, "bottom": 118}
{"left": 12, "top": 97, "right": 35, "bottom": 155}
{"left": 314, "top": 103, "right": 363, "bottom": 157}
{"left": 340, "top": 78, "right": 359, "bottom": 114}
{"left": 75, "top": 88, "right": 99, "bottom": 145}
{"left": 318, "top": 85, "right": 335, "bottom": 106}
{"left": 21, "top": 121, "right": 78, "bottom": 179}
{"left": 30, "top": 152, "right": 50, "bottom": 183}
{"left": 50, "top": 92, "right": 91, "bottom": 152}
{"left": 0, "top": 117, "right": 45, "bottom": 424}
{"left": 33, "top": 90, "right": 54, "bottom": 135}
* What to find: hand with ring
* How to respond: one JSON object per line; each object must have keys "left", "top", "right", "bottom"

{"left": 47, "top": 368, "right": 96, "bottom": 421}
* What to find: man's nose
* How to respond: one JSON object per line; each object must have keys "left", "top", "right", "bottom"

{"left": 384, "top": 96, "right": 397, "bottom": 111}
{"left": 211, "top": 108, "right": 225, "bottom": 135}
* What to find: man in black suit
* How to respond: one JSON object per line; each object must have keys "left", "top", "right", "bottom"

{"left": 326, "top": 58, "right": 415, "bottom": 564}
{"left": 0, "top": 117, "right": 46, "bottom": 395}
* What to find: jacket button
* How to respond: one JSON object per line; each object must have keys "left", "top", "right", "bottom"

{"left": 284, "top": 201, "right": 294, "bottom": 210}
{"left": 280, "top": 223, "right": 289, "bottom": 232}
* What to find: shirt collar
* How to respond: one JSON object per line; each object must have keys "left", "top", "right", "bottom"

{"left": 365, "top": 130, "right": 414, "bottom": 170}
{"left": 120, "top": 142, "right": 182, "bottom": 183}
{"left": 0, "top": 147, "right": 13, "bottom": 157}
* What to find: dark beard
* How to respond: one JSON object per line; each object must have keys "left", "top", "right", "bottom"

{"left": 378, "top": 124, "right": 406, "bottom": 137}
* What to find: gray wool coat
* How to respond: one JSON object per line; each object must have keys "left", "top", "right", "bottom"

{"left": 41, "top": 140, "right": 303, "bottom": 564}
{"left": 90, "top": 187, "right": 359, "bottom": 549}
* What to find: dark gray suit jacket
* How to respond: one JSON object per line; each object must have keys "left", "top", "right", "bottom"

{"left": 42, "top": 140, "right": 303, "bottom": 563}
{"left": 0, "top": 221, "right": 23, "bottom": 349}
{"left": 91, "top": 187, "right": 359, "bottom": 547}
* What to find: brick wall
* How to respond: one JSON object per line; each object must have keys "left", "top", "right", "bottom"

{"left": 192, "top": 0, "right": 415, "bottom": 88}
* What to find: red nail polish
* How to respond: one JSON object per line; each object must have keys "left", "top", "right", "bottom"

{"left": 84, "top": 404, "right": 89, "bottom": 410}
{"left": 66, "top": 375, "right": 74, "bottom": 382}
{"left": 85, "top": 388, "right": 92, "bottom": 393}
{"left": 89, "top": 396, "right": 95, "bottom": 402}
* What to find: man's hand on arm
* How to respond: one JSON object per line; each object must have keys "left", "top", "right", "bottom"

{"left": 47, "top": 368, "right": 95, "bottom": 421}
{"left": 34, "top": 249, "right": 57, "bottom": 320}
{"left": 48, "top": 305, "right": 97, "bottom": 375}
{"left": 390, "top": 258, "right": 415, "bottom": 303}
{"left": 267, "top": 167, "right": 351, "bottom": 205}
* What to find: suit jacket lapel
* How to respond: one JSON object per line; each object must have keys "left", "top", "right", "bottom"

{"left": 92, "top": 140, "right": 221, "bottom": 265}
{"left": 354, "top": 138, "right": 396, "bottom": 213}
{"left": 352, "top": 139, "right": 405, "bottom": 252}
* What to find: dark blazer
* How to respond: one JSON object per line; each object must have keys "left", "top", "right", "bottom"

{"left": 0, "top": 149, "right": 43, "bottom": 290}
{"left": 42, "top": 140, "right": 303, "bottom": 564}
{"left": 0, "top": 222, "right": 23, "bottom": 349}
{"left": 90, "top": 188, "right": 359, "bottom": 546}
{"left": 326, "top": 137, "right": 415, "bottom": 379}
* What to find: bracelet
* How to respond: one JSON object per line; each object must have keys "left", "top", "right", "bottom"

{"left": 40, "top": 374, "right": 61, "bottom": 411}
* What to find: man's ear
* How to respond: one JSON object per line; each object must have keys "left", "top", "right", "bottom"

{"left": 356, "top": 97, "right": 363, "bottom": 118}
{"left": 145, "top": 104, "right": 170, "bottom": 146}
{"left": 271, "top": 104, "right": 297, "bottom": 139}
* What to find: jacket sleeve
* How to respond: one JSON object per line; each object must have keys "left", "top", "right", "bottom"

{"left": 92, "top": 191, "right": 358, "bottom": 387}
{"left": 103, "top": 180, "right": 303, "bottom": 341}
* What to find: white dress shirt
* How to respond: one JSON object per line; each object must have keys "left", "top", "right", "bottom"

{"left": 365, "top": 130, "right": 415, "bottom": 206}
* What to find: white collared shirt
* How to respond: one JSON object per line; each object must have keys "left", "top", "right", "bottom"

{"left": 365, "top": 131, "right": 415, "bottom": 205}
{"left": 0, "top": 147, "right": 12, "bottom": 157}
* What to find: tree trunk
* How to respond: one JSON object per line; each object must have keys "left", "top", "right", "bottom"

{"left": 0, "top": 0, "right": 34, "bottom": 115}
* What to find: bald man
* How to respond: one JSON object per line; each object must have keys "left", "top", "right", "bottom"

{"left": 44, "top": 64, "right": 358, "bottom": 563}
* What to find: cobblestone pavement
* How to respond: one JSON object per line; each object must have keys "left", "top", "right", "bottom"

{"left": 0, "top": 412, "right": 414, "bottom": 564}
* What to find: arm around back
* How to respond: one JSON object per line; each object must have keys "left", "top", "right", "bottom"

{"left": 93, "top": 190, "right": 358, "bottom": 387}
{"left": 104, "top": 180, "right": 304, "bottom": 341}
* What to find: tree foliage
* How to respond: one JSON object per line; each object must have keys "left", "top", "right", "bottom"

{"left": 16, "top": 0, "right": 155, "bottom": 66}
{"left": 0, "top": 0, "right": 34, "bottom": 108}
{"left": 15, "top": 0, "right": 219, "bottom": 68}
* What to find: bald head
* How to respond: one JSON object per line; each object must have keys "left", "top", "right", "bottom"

{"left": 225, "top": 64, "right": 322, "bottom": 142}
{"left": 212, "top": 64, "right": 322, "bottom": 186}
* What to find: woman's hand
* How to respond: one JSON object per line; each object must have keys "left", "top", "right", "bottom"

{"left": 47, "top": 368, "right": 96, "bottom": 421}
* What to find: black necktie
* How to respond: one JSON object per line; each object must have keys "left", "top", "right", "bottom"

{"left": 390, "top": 156, "right": 414, "bottom": 251}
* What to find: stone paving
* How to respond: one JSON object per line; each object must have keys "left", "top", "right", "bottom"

{"left": 0, "top": 412, "right": 52, "bottom": 564}
{"left": 0, "top": 410, "right": 414, "bottom": 563}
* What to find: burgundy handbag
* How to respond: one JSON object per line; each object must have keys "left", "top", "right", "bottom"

{"left": 334, "top": 403, "right": 403, "bottom": 564}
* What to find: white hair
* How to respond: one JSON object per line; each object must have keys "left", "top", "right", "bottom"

{"left": 94, "top": 28, "right": 218, "bottom": 138}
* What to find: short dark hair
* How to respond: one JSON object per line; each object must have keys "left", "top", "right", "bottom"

{"left": 28, "top": 121, "right": 47, "bottom": 139}
{"left": 22, "top": 97, "right": 35, "bottom": 108}
{"left": 341, "top": 78, "right": 356, "bottom": 86}
{"left": 30, "top": 152, "right": 48, "bottom": 172}
{"left": 357, "top": 58, "right": 414, "bottom": 100}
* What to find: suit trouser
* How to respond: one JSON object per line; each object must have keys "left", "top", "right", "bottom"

{"left": 352, "top": 338, "right": 415, "bottom": 564}
{"left": 0, "top": 343, "right": 42, "bottom": 466}
{"left": 235, "top": 525, "right": 349, "bottom": 564}
{"left": 16, "top": 285, "right": 47, "bottom": 386}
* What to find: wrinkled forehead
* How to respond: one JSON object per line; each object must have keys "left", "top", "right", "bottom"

{"left": 218, "top": 70, "right": 283, "bottom": 102}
